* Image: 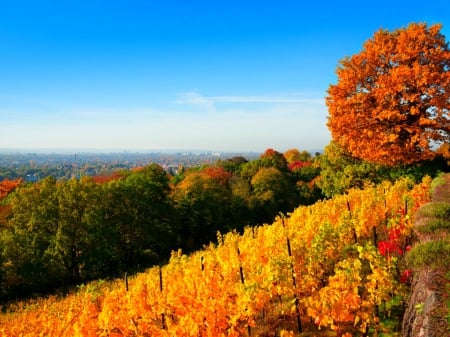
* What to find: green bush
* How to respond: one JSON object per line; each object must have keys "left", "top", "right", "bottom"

{"left": 416, "top": 202, "right": 450, "bottom": 219}
{"left": 431, "top": 174, "right": 450, "bottom": 202}
{"left": 431, "top": 173, "right": 447, "bottom": 191}
{"left": 406, "top": 239, "right": 450, "bottom": 270}
{"left": 416, "top": 218, "right": 450, "bottom": 234}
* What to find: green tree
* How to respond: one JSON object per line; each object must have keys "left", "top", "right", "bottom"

{"left": 240, "top": 149, "right": 289, "bottom": 183}
{"left": 102, "top": 164, "right": 174, "bottom": 271}
{"left": 315, "top": 141, "right": 445, "bottom": 198}
{"left": 284, "top": 148, "right": 312, "bottom": 164}
{"left": 228, "top": 175, "right": 253, "bottom": 230}
{"left": 250, "top": 167, "right": 296, "bottom": 223}
{"left": 259, "top": 148, "right": 289, "bottom": 172}
{"left": 50, "top": 177, "right": 102, "bottom": 282}
{"left": 1, "top": 177, "right": 60, "bottom": 294}
{"left": 315, "top": 142, "right": 383, "bottom": 197}
{"left": 216, "top": 156, "right": 248, "bottom": 174}
{"left": 172, "top": 169, "right": 232, "bottom": 251}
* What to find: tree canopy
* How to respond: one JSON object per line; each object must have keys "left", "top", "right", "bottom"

{"left": 326, "top": 23, "right": 450, "bottom": 166}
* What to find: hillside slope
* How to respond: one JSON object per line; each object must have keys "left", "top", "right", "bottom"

{"left": 0, "top": 177, "right": 432, "bottom": 337}
{"left": 402, "top": 174, "right": 450, "bottom": 337}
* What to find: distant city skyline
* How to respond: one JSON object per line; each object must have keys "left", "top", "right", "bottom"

{"left": 1, "top": 1, "right": 449, "bottom": 153}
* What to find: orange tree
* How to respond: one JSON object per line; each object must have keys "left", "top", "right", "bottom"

{"left": 0, "top": 179, "right": 22, "bottom": 227}
{"left": 326, "top": 23, "right": 450, "bottom": 166}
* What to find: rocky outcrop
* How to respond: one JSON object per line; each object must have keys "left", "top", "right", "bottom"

{"left": 402, "top": 268, "right": 448, "bottom": 337}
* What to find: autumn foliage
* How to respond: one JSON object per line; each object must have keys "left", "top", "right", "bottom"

{"left": 0, "top": 179, "right": 22, "bottom": 200}
{"left": 0, "top": 177, "right": 432, "bottom": 336}
{"left": 326, "top": 23, "right": 450, "bottom": 166}
{"left": 0, "top": 179, "right": 22, "bottom": 225}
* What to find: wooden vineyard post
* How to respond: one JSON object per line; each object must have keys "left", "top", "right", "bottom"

{"left": 237, "top": 247, "right": 245, "bottom": 284}
{"left": 404, "top": 198, "right": 413, "bottom": 251}
{"left": 201, "top": 255, "right": 204, "bottom": 272}
{"left": 286, "top": 236, "right": 303, "bottom": 333}
{"left": 347, "top": 200, "right": 358, "bottom": 244}
{"left": 373, "top": 226, "right": 378, "bottom": 248}
{"left": 281, "top": 215, "right": 302, "bottom": 333}
{"left": 159, "top": 266, "right": 166, "bottom": 330}
{"left": 237, "top": 247, "right": 252, "bottom": 336}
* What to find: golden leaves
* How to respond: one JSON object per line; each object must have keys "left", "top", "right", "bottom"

{"left": 0, "top": 178, "right": 432, "bottom": 336}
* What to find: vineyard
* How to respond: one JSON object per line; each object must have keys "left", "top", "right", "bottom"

{"left": 0, "top": 176, "right": 432, "bottom": 337}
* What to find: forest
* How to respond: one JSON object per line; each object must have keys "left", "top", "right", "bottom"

{"left": 0, "top": 146, "right": 447, "bottom": 302}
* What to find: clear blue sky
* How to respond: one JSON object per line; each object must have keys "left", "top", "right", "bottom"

{"left": 1, "top": 1, "right": 449, "bottom": 153}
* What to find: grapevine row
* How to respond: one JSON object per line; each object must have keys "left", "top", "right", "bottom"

{"left": 0, "top": 177, "right": 431, "bottom": 336}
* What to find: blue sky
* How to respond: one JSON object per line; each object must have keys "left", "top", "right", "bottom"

{"left": 1, "top": 1, "right": 449, "bottom": 153}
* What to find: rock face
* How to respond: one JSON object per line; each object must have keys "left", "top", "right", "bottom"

{"left": 402, "top": 175, "right": 450, "bottom": 337}
{"left": 402, "top": 269, "right": 447, "bottom": 337}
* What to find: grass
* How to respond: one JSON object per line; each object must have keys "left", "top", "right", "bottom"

{"left": 430, "top": 173, "right": 447, "bottom": 191}
{"left": 406, "top": 239, "right": 450, "bottom": 270}
{"left": 414, "top": 197, "right": 450, "bottom": 239}
{"left": 408, "top": 174, "right": 450, "bottom": 335}
{"left": 431, "top": 173, "right": 450, "bottom": 202}
{"left": 416, "top": 218, "right": 450, "bottom": 234}
{"left": 416, "top": 202, "right": 450, "bottom": 219}
{"left": 410, "top": 175, "right": 450, "bottom": 270}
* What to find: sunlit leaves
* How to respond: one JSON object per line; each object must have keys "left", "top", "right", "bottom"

{"left": 0, "top": 179, "right": 22, "bottom": 200}
{"left": 0, "top": 179, "right": 22, "bottom": 227}
{"left": 0, "top": 177, "right": 432, "bottom": 336}
{"left": 327, "top": 23, "right": 450, "bottom": 165}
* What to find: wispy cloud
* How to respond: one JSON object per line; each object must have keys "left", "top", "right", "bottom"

{"left": 176, "top": 91, "right": 324, "bottom": 106}
{"left": 1, "top": 90, "right": 330, "bottom": 152}
{"left": 175, "top": 91, "right": 216, "bottom": 111}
